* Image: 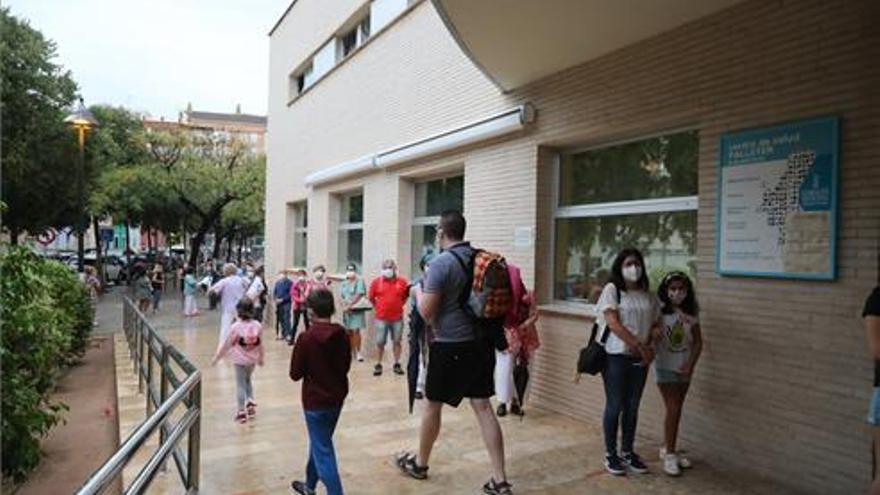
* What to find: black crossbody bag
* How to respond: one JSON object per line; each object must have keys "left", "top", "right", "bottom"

{"left": 576, "top": 285, "right": 620, "bottom": 376}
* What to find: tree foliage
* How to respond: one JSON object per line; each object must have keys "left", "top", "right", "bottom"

{"left": 0, "top": 7, "right": 79, "bottom": 238}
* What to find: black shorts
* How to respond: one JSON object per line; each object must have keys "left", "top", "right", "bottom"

{"left": 426, "top": 340, "right": 495, "bottom": 407}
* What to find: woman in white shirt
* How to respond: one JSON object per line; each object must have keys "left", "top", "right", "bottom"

{"left": 247, "top": 265, "right": 266, "bottom": 322}
{"left": 595, "top": 248, "right": 661, "bottom": 476}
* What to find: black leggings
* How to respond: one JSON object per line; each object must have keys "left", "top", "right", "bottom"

{"left": 292, "top": 309, "right": 310, "bottom": 338}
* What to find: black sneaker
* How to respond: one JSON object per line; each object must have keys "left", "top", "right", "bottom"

{"left": 483, "top": 478, "right": 513, "bottom": 495}
{"left": 496, "top": 403, "right": 507, "bottom": 417}
{"left": 510, "top": 401, "right": 524, "bottom": 417}
{"left": 393, "top": 363, "right": 404, "bottom": 375}
{"left": 604, "top": 453, "right": 626, "bottom": 476}
{"left": 395, "top": 451, "right": 428, "bottom": 480}
{"left": 290, "top": 480, "right": 315, "bottom": 495}
{"left": 373, "top": 364, "right": 383, "bottom": 376}
{"left": 622, "top": 452, "right": 648, "bottom": 474}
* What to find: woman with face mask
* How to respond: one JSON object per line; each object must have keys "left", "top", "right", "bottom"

{"left": 594, "top": 247, "right": 661, "bottom": 476}
{"left": 653, "top": 271, "right": 702, "bottom": 476}
{"left": 340, "top": 263, "right": 367, "bottom": 362}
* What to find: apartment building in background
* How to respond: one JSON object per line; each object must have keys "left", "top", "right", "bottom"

{"left": 143, "top": 103, "right": 268, "bottom": 155}
{"left": 265, "top": 1, "right": 879, "bottom": 493}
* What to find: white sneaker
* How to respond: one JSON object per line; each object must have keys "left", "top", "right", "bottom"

{"left": 663, "top": 452, "right": 682, "bottom": 476}
{"left": 356, "top": 353, "right": 364, "bottom": 362}
{"left": 660, "top": 447, "right": 692, "bottom": 469}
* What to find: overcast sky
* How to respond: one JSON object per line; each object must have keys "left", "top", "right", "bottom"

{"left": 7, "top": 0, "right": 290, "bottom": 119}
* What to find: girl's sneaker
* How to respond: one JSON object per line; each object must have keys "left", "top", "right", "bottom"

{"left": 660, "top": 447, "right": 692, "bottom": 469}
{"left": 356, "top": 353, "right": 365, "bottom": 362}
{"left": 246, "top": 400, "right": 257, "bottom": 417}
{"left": 395, "top": 451, "right": 428, "bottom": 480}
{"left": 234, "top": 410, "right": 247, "bottom": 424}
{"left": 622, "top": 452, "right": 648, "bottom": 474}
{"left": 663, "top": 452, "right": 682, "bottom": 476}
{"left": 482, "top": 478, "right": 513, "bottom": 495}
{"left": 604, "top": 454, "right": 626, "bottom": 476}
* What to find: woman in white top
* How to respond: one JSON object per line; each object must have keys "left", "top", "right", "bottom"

{"left": 595, "top": 247, "right": 661, "bottom": 476}
{"left": 246, "top": 265, "right": 266, "bottom": 322}
{"left": 209, "top": 263, "right": 249, "bottom": 350}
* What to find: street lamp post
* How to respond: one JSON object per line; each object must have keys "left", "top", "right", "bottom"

{"left": 64, "top": 98, "right": 98, "bottom": 274}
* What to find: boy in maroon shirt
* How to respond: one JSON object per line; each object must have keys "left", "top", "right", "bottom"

{"left": 289, "top": 288, "right": 351, "bottom": 495}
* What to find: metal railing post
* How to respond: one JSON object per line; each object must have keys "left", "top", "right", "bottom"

{"left": 136, "top": 319, "right": 144, "bottom": 393}
{"left": 186, "top": 381, "right": 201, "bottom": 493}
{"left": 159, "top": 344, "right": 169, "bottom": 473}
{"left": 145, "top": 331, "right": 154, "bottom": 415}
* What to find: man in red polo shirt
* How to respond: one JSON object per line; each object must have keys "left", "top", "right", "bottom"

{"left": 368, "top": 259, "right": 409, "bottom": 377}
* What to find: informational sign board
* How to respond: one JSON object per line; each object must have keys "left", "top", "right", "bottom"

{"left": 716, "top": 117, "right": 838, "bottom": 280}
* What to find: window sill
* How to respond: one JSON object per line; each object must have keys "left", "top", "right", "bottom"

{"left": 537, "top": 301, "right": 597, "bottom": 320}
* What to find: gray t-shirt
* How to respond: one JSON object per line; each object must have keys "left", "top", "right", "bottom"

{"left": 424, "top": 242, "right": 475, "bottom": 343}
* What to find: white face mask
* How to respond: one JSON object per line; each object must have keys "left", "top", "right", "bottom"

{"left": 298, "top": 276, "right": 306, "bottom": 283}
{"left": 668, "top": 289, "right": 687, "bottom": 305}
{"left": 314, "top": 271, "right": 325, "bottom": 280}
{"left": 622, "top": 265, "right": 642, "bottom": 283}
{"left": 346, "top": 270, "right": 356, "bottom": 279}
{"left": 382, "top": 268, "right": 395, "bottom": 279}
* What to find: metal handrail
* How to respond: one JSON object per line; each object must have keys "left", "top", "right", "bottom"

{"left": 76, "top": 298, "right": 201, "bottom": 494}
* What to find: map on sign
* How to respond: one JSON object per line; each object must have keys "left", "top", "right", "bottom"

{"left": 717, "top": 117, "right": 838, "bottom": 280}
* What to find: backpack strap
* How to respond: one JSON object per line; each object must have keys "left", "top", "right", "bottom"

{"left": 449, "top": 247, "right": 475, "bottom": 311}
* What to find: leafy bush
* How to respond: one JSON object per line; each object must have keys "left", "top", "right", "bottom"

{"left": 1, "top": 246, "right": 92, "bottom": 482}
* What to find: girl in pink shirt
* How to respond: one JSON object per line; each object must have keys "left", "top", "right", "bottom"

{"left": 212, "top": 298, "right": 264, "bottom": 423}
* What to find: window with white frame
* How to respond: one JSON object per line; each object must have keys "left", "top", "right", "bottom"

{"left": 338, "top": 192, "right": 364, "bottom": 271}
{"left": 293, "top": 202, "right": 308, "bottom": 268}
{"left": 554, "top": 131, "right": 698, "bottom": 303}
{"left": 411, "top": 175, "right": 463, "bottom": 277}
{"left": 290, "top": 62, "right": 314, "bottom": 100}
{"left": 336, "top": 13, "right": 371, "bottom": 61}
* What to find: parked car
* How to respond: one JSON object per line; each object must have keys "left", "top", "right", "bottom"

{"left": 65, "top": 254, "right": 126, "bottom": 283}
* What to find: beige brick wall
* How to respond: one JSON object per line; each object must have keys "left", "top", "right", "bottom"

{"left": 521, "top": 1, "right": 879, "bottom": 494}
{"left": 266, "top": 0, "right": 879, "bottom": 493}
{"left": 266, "top": 0, "right": 513, "bottom": 278}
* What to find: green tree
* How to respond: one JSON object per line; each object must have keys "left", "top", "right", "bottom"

{"left": 146, "top": 130, "right": 264, "bottom": 268}
{"left": 0, "top": 8, "right": 79, "bottom": 241}
{"left": 84, "top": 105, "right": 151, "bottom": 280}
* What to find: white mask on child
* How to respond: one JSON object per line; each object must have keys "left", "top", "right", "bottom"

{"left": 668, "top": 290, "right": 687, "bottom": 305}
{"left": 622, "top": 265, "right": 642, "bottom": 282}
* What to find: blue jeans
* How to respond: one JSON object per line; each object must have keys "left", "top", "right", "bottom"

{"left": 602, "top": 354, "right": 648, "bottom": 455}
{"left": 304, "top": 407, "right": 343, "bottom": 495}
{"left": 277, "top": 303, "right": 291, "bottom": 338}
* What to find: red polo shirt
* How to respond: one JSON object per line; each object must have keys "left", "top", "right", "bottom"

{"left": 368, "top": 276, "right": 409, "bottom": 321}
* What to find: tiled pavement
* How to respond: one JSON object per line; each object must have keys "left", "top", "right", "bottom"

{"left": 103, "top": 289, "right": 795, "bottom": 494}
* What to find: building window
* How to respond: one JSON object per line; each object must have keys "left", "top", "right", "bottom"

{"left": 338, "top": 192, "right": 364, "bottom": 271}
{"left": 290, "top": 62, "right": 314, "bottom": 99}
{"left": 411, "top": 175, "right": 464, "bottom": 276}
{"left": 554, "top": 131, "right": 698, "bottom": 303}
{"left": 336, "top": 13, "right": 371, "bottom": 62}
{"left": 340, "top": 28, "right": 358, "bottom": 58}
{"left": 293, "top": 202, "right": 308, "bottom": 268}
{"left": 359, "top": 15, "right": 371, "bottom": 40}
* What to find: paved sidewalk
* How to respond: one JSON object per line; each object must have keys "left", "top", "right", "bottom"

{"left": 16, "top": 336, "right": 121, "bottom": 495}
{"left": 109, "top": 292, "right": 796, "bottom": 494}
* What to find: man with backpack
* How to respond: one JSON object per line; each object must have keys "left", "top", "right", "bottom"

{"left": 395, "top": 210, "right": 512, "bottom": 495}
